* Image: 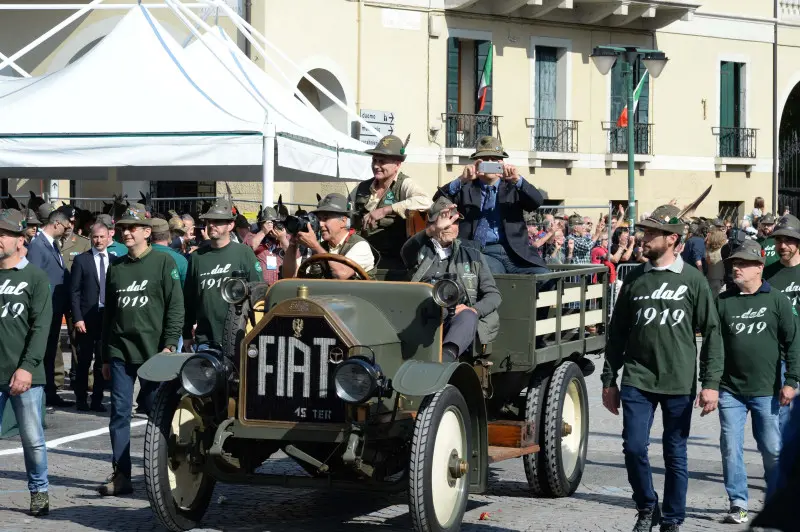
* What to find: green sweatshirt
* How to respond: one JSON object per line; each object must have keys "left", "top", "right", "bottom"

{"left": 716, "top": 281, "right": 800, "bottom": 396}
{"left": 184, "top": 241, "right": 261, "bottom": 345}
{"left": 764, "top": 261, "right": 800, "bottom": 314}
{"left": 758, "top": 236, "right": 778, "bottom": 267}
{"left": 601, "top": 257, "right": 724, "bottom": 394}
{"left": 0, "top": 258, "right": 52, "bottom": 386}
{"left": 152, "top": 243, "right": 188, "bottom": 287}
{"left": 102, "top": 247, "right": 184, "bottom": 365}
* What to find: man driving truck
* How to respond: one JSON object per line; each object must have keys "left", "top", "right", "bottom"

{"left": 282, "top": 193, "right": 375, "bottom": 280}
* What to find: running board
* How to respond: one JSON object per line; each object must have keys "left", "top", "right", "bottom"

{"left": 488, "top": 445, "right": 539, "bottom": 464}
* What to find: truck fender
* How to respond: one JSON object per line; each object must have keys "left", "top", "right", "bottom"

{"left": 392, "top": 360, "right": 489, "bottom": 495}
{"left": 137, "top": 353, "right": 194, "bottom": 383}
{"left": 391, "top": 360, "right": 463, "bottom": 397}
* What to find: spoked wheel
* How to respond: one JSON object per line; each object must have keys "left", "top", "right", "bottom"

{"left": 409, "top": 385, "right": 472, "bottom": 532}
{"left": 522, "top": 372, "right": 551, "bottom": 496}
{"left": 541, "top": 361, "right": 589, "bottom": 497}
{"left": 144, "top": 382, "right": 216, "bottom": 531}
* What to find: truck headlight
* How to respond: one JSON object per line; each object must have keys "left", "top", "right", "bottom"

{"left": 432, "top": 278, "right": 466, "bottom": 308}
{"left": 334, "top": 358, "right": 380, "bottom": 404}
{"left": 180, "top": 353, "right": 224, "bottom": 397}
{"left": 221, "top": 277, "right": 249, "bottom": 305}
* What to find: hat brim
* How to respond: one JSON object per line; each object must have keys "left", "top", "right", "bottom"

{"left": 470, "top": 150, "right": 509, "bottom": 160}
{"left": 199, "top": 213, "right": 235, "bottom": 221}
{"left": 725, "top": 251, "right": 765, "bottom": 264}
{"left": 364, "top": 148, "right": 407, "bottom": 161}
{"left": 0, "top": 221, "right": 25, "bottom": 235}
{"left": 115, "top": 218, "right": 152, "bottom": 227}
{"left": 311, "top": 209, "right": 352, "bottom": 216}
{"left": 771, "top": 228, "right": 800, "bottom": 241}
{"left": 637, "top": 219, "right": 685, "bottom": 234}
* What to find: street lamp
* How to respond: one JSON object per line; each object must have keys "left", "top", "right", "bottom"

{"left": 591, "top": 46, "right": 669, "bottom": 228}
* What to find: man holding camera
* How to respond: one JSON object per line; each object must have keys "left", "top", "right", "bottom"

{"left": 183, "top": 199, "right": 261, "bottom": 353}
{"left": 350, "top": 135, "right": 432, "bottom": 270}
{"left": 434, "top": 136, "right": 547, "bottom": 276}
{"left": 401, "top": 197, "right": 501, "bottom": 361}
{"left": 246, "top": 206, "right": 289, "bottom": 285}
{"left": 283, "top": 193, "right": 375, "bottom": 280}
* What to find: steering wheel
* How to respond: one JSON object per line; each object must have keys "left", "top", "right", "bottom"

{"left": 297, "top": 253, "right": 371, "bottom": 280}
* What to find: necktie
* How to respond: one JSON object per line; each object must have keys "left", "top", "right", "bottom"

{"left": 99, "top": 253, "right": 106, "bottom": 306}
{"left": 474, "top": 186, "right": 497, "bottom": 247}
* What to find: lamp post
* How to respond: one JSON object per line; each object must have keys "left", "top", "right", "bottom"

{"left": 591, "top": 46, "right": 668, "bottom": 228}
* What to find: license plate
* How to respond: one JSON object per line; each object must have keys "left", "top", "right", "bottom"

{"left": 244, "top": 316, "right": 347, "bottom": 423}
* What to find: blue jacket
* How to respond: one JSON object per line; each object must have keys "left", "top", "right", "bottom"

{"left": 27, "top": 231, "right": 69, "bottom": 313}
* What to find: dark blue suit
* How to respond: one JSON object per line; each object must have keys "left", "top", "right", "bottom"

{"left": 26, "top": 231, "right": 69, "bottom": 399}
{"left": 70, "top": 250, "right": 106, "bottom": 405}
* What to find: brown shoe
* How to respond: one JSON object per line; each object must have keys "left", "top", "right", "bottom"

{"left": 97, "top": 470, "right": 133, "bottom": 496}
{"left": 30, "top": 491, "right": 49, "bottom": 516}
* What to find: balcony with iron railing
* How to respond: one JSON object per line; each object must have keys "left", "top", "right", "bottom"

{"left": 525, "top": 118, "right": 580, "bottom": 168}
{"left": 442, "top": 113, "right": 501, "bottom": 163}
{"left": 712, "top": 127, "right": 757, "bottom": 172}
{"left": 603, "top": 122, "right": 654, "bottom": 169}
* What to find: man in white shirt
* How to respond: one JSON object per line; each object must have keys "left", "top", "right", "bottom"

{"left": 283, "top": 193, "right": 375, "bottom": 279}
{"left": 69, "top": 222, "right": 110, "bottom": 411}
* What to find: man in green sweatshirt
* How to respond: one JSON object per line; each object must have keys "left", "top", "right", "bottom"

{"left": 763, "top": 213, "right": 800, "bottom": 433}
{"left": 758, "top": 213, "right": 777, "bottom": 267}
{"left": 98, "top": 204, "right": 184, "bottom": 497}
{"left": 601, "top": 204, "right": 724, "bottom": 532}
{"left": 715, "top": 239, "right": 799, "bottom": 525}
{"left": 183, "top": 199, "right": 261, "bottom": 353}
{"left": 0, "top": 208, "right": 52, "bottom": 517}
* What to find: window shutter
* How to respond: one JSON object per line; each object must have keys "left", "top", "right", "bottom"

{"left": 610, "top": 59, "right": 625, "bottom": 122}
{"left": 535, "top": 46, "right": 558, "bottom": 120}
{"left": 720, "top": 61, "right": 735, "bottom": 129}
{"left": 446, "top": 37, "right": 460, "bottom": 115}
{"left": 634, "top": 58, "right": 649, "bottom": 125}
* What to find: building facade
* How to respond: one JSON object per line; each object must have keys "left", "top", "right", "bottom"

{"left": 2, "top": 0, "right": 800, "bottom": 219}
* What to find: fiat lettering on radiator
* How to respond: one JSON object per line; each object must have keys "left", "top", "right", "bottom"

{"left": 255, "top": 335, "right": 337, "bottom": 399}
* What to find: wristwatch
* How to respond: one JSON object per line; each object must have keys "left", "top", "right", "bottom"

{"left": 165, "top": 345, "right": 177, "bottom": 353}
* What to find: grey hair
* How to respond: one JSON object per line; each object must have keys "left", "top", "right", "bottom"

{"left": 180, "top": 214, "right": 194, "bottom": 223}
{"left": 89, "top": 222, "right": 109, "bottom": 234}
{"left": 344, "top": 216, "right": 351, "bottom": 229}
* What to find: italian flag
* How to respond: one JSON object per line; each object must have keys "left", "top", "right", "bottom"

{"left": 616, "top": 70, "right": 649, "bottom": 128}
{"left": 477, "top": 43, "right": 493, "bottom": 112}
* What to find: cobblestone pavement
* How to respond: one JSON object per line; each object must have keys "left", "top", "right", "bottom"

{"left": 0, "top": 353, "right": 770, "bottom": 532}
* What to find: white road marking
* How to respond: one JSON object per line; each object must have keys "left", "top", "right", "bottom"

{"left": 0, "top": 420, "right": 147, "bottom": 456}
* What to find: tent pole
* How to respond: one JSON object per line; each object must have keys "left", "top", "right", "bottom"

{"left": 262, "top": 124, "right": 276, "bottom": 208}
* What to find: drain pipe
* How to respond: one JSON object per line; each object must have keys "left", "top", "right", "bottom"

{"left": 773, "top": 0, "right": 779, "bottom": 213}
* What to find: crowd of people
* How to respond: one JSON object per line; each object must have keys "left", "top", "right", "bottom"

{"left": 0, "top": 133, "right": 798, "bottom": 532}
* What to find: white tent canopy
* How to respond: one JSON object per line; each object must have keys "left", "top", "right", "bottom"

{"left": 0, "top": 5, "right": 372, "bottom": 188}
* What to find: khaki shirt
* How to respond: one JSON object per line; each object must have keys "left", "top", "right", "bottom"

{"left": 362, "top": 176, "right": 432, "bottom": 219}
{"left": 60, "top": 233, "right": 91, "bottom": 271}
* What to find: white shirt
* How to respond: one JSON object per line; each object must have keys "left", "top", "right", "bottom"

{"left": 432, "top": 239, "right": 453, "bottom": 260}
{"left": 93, "top": 247, "right": 109, "bottom": 308}
{"left": 41, "top": 230, "right": 63, "bottom": 266}
{"left": 327, "top": 233, "right": 375, "bottom": 272}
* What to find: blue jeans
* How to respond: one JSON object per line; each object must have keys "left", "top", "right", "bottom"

{"left": 777, "top": 395, "right": 800, "bottom": 491}
{"left": 0, "top": 385, "right": 48, "bottom": 492}
{"left": 779, "top": 360, "right": 796, "bottom": 434}
{"left": 621, "top": 385, "right": 693, "bottom": 525}
{"left": 719, "top": 391, "right": 781, "bottom": 508}
{"left": 109, "top": 359, "right": 159, "bottom": 476}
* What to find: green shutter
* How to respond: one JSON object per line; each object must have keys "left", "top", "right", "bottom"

{"left": 633, "top": 58, "right": 649, "bottom": 124}
{"left": 446, "top": 37, "right": 460, "bottom": 147}
{"left": 720, "top": 61, "right": 735, "bottom": 129}
{"left": 610, "top": 59, "right": 625, "bottom": 122}
{"left": 535, "top": 46, "right": 558, "bottom": 120}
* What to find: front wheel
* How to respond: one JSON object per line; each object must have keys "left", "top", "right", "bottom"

{"left": 143, "top": 381, "right": 216, "bottom": 531}
{"left": 540, "top": 361, "right": 589, "bottom": 497}
{"left": 409, "top": 385, "right": 472, "bottom": 532}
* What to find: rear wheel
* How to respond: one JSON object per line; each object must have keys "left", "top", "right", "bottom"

{"left": 143, "top": 382, "right": 216, "bottom": 531}
{"left": 409, "top": 385, "right": 471, "bottom": 532}
{"left": 522, "top": 372, "right": 551, "bottom": 496}
{"left": 540, "top": 361, "right": 589, "bottom": 497}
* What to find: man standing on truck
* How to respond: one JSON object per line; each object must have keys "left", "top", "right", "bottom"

{"left": 435, "top": 136, "right": 548, "bottom": 276}
{"left": 349, "top": 135, "right": 433, "bottom": 270}
{"left": 401, "top": 197, "right": 501, "bottom": 361}
{"left": 601, "top": 204, "right": 724, "bottom": 532}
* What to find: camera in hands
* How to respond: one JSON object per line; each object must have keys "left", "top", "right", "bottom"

{"left": 284, "top": 213, "right": 320, "bottom": 235}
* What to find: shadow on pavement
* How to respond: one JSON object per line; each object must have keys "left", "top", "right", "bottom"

{"left": 589, "top": 430, "right": 760, "bottom": 454}
{"left": 585, "top": 458, "right": 767, "bottom": 490}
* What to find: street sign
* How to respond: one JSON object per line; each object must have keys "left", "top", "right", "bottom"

{"left": 360, "top": 109, "right": 395, "bottom": 125}
{"left": 361, "top": 123, "right": 395, "bottom": 137}
{"left": 361, "top": 137, "right": 380, "bottom": 148}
